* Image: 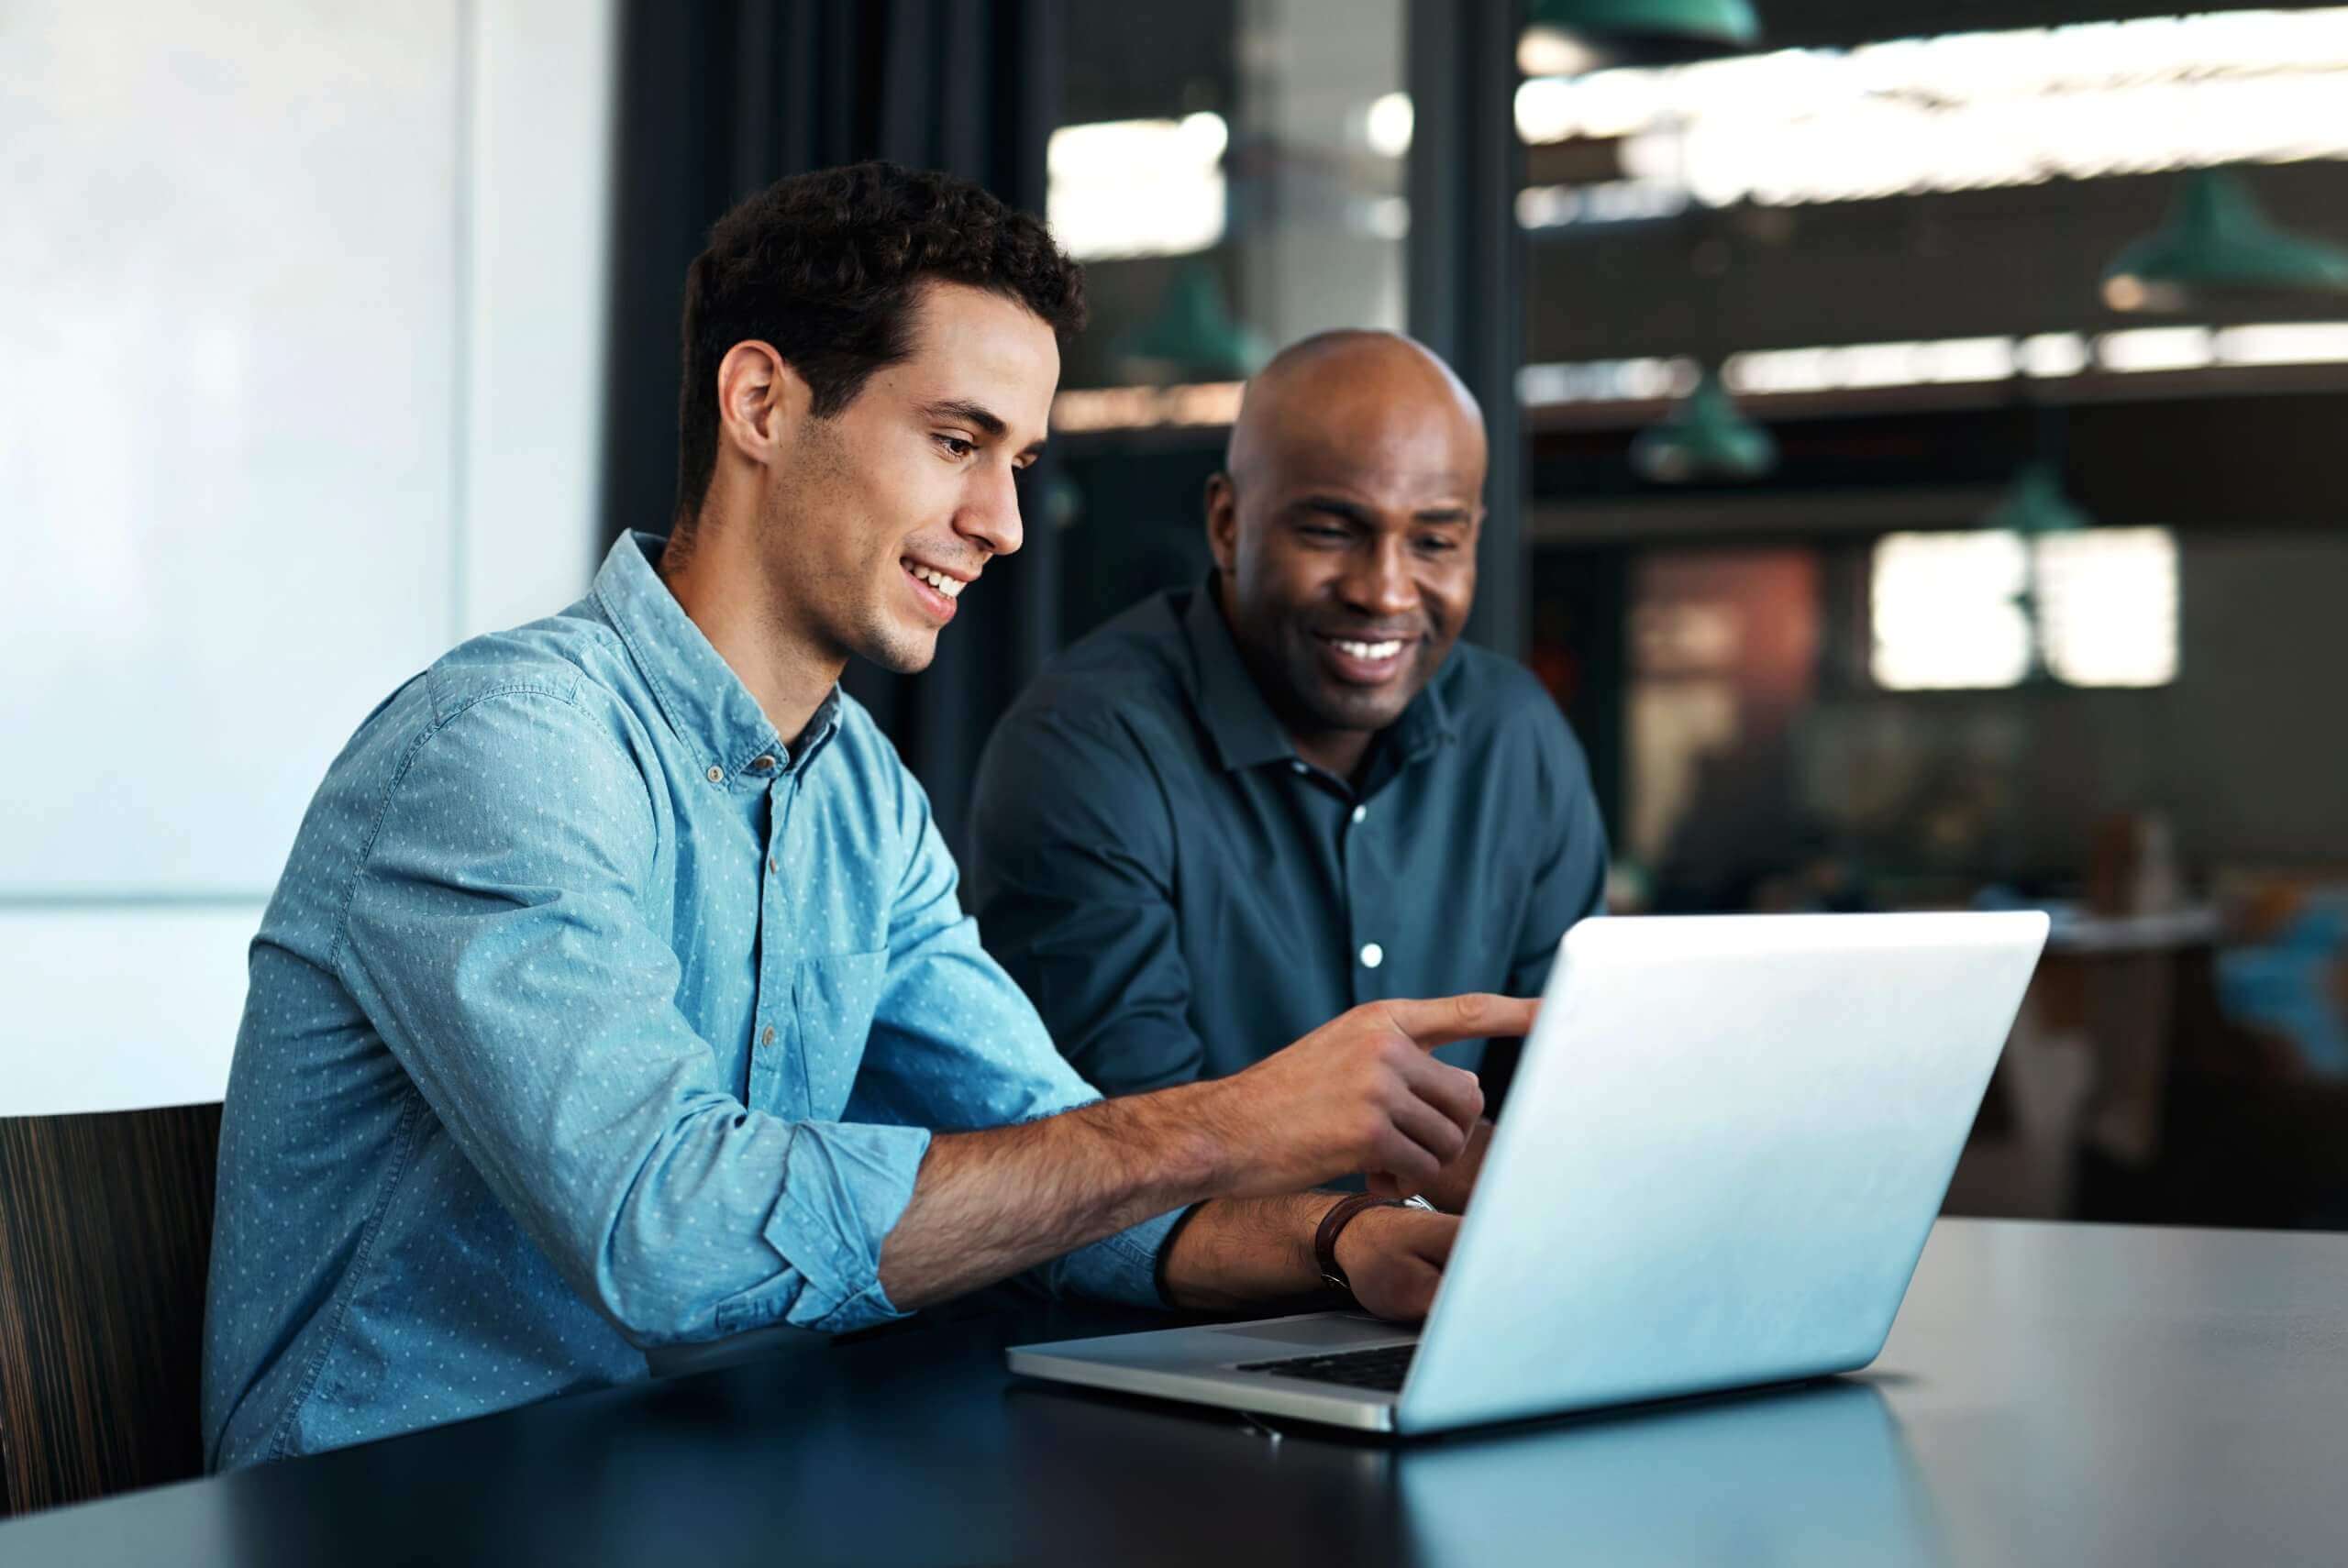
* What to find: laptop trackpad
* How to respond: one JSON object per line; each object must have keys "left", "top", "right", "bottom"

{"left": 1213, "top": 1315, "right": 1413, "bottom": 1349}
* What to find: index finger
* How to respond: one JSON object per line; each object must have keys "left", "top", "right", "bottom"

{"left": 1380, "top": 993, "right": 1538, "bottom": 1050}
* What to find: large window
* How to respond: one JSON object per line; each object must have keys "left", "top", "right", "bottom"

{"left": 1870, "top": 527, "right": 2180, "bottom": 690}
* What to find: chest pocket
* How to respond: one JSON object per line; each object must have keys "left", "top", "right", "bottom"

{"left": 788, "top": 948, "right": 888, "bottom": 1121}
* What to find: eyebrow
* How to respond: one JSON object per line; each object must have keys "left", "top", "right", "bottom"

{"left": 922, "top": 398, "right": 1047, "bottom": 460}
{"left": 1293, "top": 494, "right": 1474, "bottom": 525}
{"left": 922, "top": 397, "right": 1006, "bottom": 437}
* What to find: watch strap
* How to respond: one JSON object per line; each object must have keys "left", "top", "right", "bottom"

{"left": 1313, "top": 1193, "right": 1406, "bottom": 1294}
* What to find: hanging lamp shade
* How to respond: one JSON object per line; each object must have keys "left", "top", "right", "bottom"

{"left": 1982, "top": 462, "right": 2091, "bottom": 537}
{"left": 1526, "top": 0, "right": 1762, "bottom": 67}
{"left": 1111, "top": 263, "right": 1269, "bottom": 384}
{"left": 1630, "top": 366, "right": 1777, "bottom": 483}
{"left": 2102, "top": 168, "right": 2348, "bottom": 314}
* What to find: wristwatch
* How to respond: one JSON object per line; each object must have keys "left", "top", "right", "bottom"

{"left": 1313, "top": 1193, "right": 1409, "bottom": 1294}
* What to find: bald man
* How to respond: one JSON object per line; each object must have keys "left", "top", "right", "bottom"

{"left": 968, "top": 331, "right": 1608, "bottom": 1212}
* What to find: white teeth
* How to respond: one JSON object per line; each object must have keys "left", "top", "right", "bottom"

{"left": 907, "top": 563, "right": 965, "bottom": 599}
{"left": 1334, "top": 638, "right": 1402, "bottom": 661}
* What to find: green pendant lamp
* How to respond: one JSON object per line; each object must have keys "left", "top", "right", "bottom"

{"left": 1526, "top": 0, "right": 1762, "bottom": 67}
{"left": 1111, "top": 262, "right": 1269, "bottom": 384}
{"left": 1985, "top": 461, "right": 2089, "bottom": 683}
{"left": 2102, "top": 168, "right": 2348, "bottom": 314}
{"left": 1982, "top": 461, "right": 2090, "bottom": 537}
{"left": 1630, "top": 366, "right": 1777, "bottom": 483}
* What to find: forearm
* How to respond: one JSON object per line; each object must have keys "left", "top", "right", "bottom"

{"left": 874, "top": 992, "right": 1521, "bottom": 1312}
{"left": 877, "top": 1080, "right": 1231, "bottom": 1309}
{"left": 1155, "top": 1193, "right": 1329, "bottom": 1310}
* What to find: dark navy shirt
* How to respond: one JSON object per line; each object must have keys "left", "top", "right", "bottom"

{"left": 968, "top": 580, "right": 1609, "bottom": 1096}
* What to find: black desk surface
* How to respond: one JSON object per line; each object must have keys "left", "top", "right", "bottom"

{"left": 8, "top": 1218, "right": 2348, "bottom": 1566}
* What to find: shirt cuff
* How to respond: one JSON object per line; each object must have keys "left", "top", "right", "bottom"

{"left": 720, "top": 1121, "right": 934, "bottom": 1337}
{"left": 1044, "top": 1206, "right": 1186, "bottom": 1308}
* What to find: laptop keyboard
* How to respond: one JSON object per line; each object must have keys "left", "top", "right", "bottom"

{"left": 1235, "top": 1342, "right": 1417, "bottom": 1392}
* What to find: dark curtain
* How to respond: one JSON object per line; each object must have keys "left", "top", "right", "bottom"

{"left": 601, "top": 0, "right": 1069, "bottom": 858}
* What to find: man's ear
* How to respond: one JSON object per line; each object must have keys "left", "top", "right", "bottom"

{"left": 1204, "top": 471, "right": 1240, "bottom": 576}
{"left": 714, "top": 340, "right": 812, "bottom": 469}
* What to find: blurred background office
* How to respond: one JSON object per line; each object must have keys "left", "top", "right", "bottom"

{"left": 10, "top": 0, "right": 2348, "bottom": 1241}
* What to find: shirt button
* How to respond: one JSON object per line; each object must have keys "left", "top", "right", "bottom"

{"left": 762, "top": 1025, "right": 776, "bottom": 1045}
{"left": 769, "top": 856, "right": 780, "bottom": 873}
{"left": 1351, "top": 804, "right": 1368, "bottom": 825}
{"left": 705, "top": 766, "right": 725, "bottom": 783}
{"left": 1360, "top": 942, "right": 1384, "bottom": 969}
{"left": 749, "top": 755, "right": 777, "bottom": 773}
{"left": 1290, "top": 760, "right": 1309, "bottom": 776}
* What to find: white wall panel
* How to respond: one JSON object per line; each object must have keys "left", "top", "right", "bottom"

{"left": 0, "top": 0, "right": 616, "bottom": 1112}
{"left": 0, "top": 1, "right": 467, "bottom": 897}
{"left": 460, "top": 0, "right": 616, "bottom": 637}
{"left": 0, "top": 907, "right": 259, "bottom": 1115}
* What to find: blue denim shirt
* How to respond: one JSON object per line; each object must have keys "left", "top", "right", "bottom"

{"left": 203, "top": 532, "right": 1177, "bottom": 1469}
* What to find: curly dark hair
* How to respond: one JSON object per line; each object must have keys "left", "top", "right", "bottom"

{"left": 670, "top": 160, "right": 1086, "bottom": 529}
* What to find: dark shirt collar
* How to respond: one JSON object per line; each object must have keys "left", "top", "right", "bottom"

{"left": 593, "top": 531, "right": 842, "bottom": 779}
{"left": 1179, "top": 574, "right": 1456, "bottom": 778}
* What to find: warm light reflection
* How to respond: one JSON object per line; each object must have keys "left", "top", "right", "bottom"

{"left": 1519, "top": 357, "right": 1698, "bottom": 405}
{"left": 2036, "top": 528, "right": 2180, "bottom": 687}
{"left": 1520, "top": 324, "right": 2348, "bottom": 406}
{"left": 1871, "top": 528, "right": 2179, "bottom": 690}
{"left": 2097, "top": 327, "right": 2214, "bottom": 373}
{"left": 1515, "top": 9, "right": 2348, "bottom": 220}
{"left": 1872, "top": 532, "right": 2035, "bottom": 690}
{"left": 1051, "top": 381, "right": 1246, "bottom": 434}
{"left": 1047, "top": 114, "right": 1229, "bottom": 260}
{"left": 1365, "top": 92, "right": 1414, "bottom": 159}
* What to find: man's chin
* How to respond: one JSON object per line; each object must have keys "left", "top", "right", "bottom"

{"left": 1300, "top": 685, "right": 1412, "bottom": 734}
{"left": 859, "top": 629, "right": 939, "bottom": 677}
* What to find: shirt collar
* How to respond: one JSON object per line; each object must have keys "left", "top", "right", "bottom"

{"left": 593, "top": 531, "right": 842, "bottom": 780}
{"left": 1180, "top": 574, "right": 1456, "bottom": 776}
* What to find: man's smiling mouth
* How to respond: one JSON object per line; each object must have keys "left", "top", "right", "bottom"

{"left": 904, "top": 559, "right": 967, "bottom": 599}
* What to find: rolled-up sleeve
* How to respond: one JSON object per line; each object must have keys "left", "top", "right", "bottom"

{"left": 335, "top": 689, "right": 925, "bottom": 1344}
{"left": 967, "top": 706, "right": 1210, "bottom": 1097}
{"left": 844, "top": 744, "right": 1180, "bottom": 1307}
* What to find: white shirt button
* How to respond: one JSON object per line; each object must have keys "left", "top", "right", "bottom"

{"left": 1290, "top": 760, "right": 1309, "bottom": 776}
{"left": 1360, "top": 943, "right": 1384, "bottom": 969}
{"left": 705, "top": 766, "right": 725, "bottom": 783}
{"left": 1351, "top": 804, "right": 1368, "bottom": 824}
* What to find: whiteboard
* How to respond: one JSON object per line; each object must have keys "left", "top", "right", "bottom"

{"left": 0, "top": 3, "right": 464, "bottom": 896}
{"left": 0, "top": 0, "right": 615, "bottom": 1112}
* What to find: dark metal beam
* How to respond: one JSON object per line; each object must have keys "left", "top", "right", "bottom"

{"left": 1408, "top": 0, "right": 1529, "bottom": 661}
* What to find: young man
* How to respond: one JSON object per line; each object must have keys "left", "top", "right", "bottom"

{"left": 968, "top": 332, "right": 1610, "bottom": 1211}
{"left": 202, "top": 167, "right": 1522, "bottom": 1469}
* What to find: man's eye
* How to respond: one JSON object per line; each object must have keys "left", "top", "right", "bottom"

{"left": 1416, "top": 536, "right": 1458, "bottom": 554}
{"left": 936, "top": 435, "right": 976, "bottom": 458}
{"left": 1299, "top": 523, "right": 1350, "bottom": 541}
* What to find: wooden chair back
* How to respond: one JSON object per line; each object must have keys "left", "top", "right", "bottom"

{"left": 0, "top": 1102, "right": 223, "bottom": 1515}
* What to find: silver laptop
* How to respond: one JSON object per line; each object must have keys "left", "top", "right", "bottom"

{"left": 1008, "top": 911, "right": 2049, "bottom": 1436}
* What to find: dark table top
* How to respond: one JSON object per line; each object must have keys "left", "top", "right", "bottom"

{"left": 8, "top": 1218, "right": 2348, "bottom": 1567}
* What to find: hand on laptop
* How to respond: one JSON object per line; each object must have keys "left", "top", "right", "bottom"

{"left": 1335, "top": 1204, "right": 1460, "bottom": 1322}
{"left": 1396, "top": 1117, "right": 1494, "bottom": 1212}
{"left": 1200, "top": 993, "right": 1533, "bottom": 1198}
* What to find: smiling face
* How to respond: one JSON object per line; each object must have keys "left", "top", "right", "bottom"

{"left": 1208, "top": 334, "right": 1486, "bottom": 774}
{"left": 758, "top": 280, "right": 1058, "bottom": 675}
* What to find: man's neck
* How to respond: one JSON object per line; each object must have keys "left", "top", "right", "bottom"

{"left": 1212, "top": 575, "right": 1379, "bottom": 783}
{"left": 659, "top": 512, "right": 843, "bottom": 749}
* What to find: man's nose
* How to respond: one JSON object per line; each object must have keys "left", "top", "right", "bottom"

{"left": 957, "top": 461, "right": 1024, "bottom": 558}
{"left": 1341, "top": 534, "right": 1418, "bottom": 618}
